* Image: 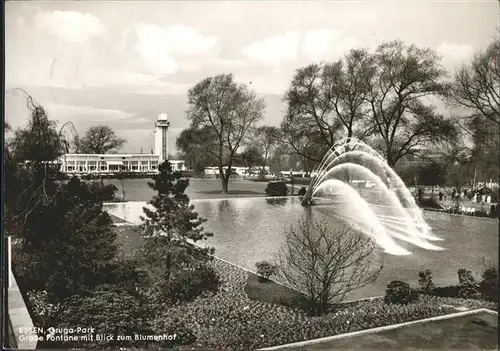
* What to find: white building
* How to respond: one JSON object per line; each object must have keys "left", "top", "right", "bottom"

{"left": 204, "top": 166, "right": 270, "bottom": 177}
{"left": 57, "top": 113, "right": 187, "bottom": 175}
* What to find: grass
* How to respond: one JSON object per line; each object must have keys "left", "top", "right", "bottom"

{"left": 245, "top": 273, "right": 310, "bottom": 308}
{"left": 295, "top": 311, "right": 498, "bottom": 350}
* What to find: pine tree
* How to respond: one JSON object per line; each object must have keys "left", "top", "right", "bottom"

{"left": 141, "top": 161, "right": 214, "bottom": 284}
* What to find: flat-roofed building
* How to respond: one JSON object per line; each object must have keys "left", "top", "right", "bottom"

{"left": 58, "top": 153, "right": 160, "bottom": 175}
{"left": 57, "top": 154, "right": 187, "bottom": 175}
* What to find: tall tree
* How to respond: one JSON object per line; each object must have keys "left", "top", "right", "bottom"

{"left": 363, "top": 40, "right": 458, "bottom": 166}
{"left": 6, "top": 93, "right": 67, "bottom": 233}
{"left": 76, "top": 125, "right": 126, "bottom": 154}
{"left": 176, "top": 126, "right": 218, "bottom": 174}
{"left": 450, "top": 37, "right": 500, "bottom": 127}
{"left": 449, "top": 38, "right": 500, "bottom": 180}
{"left": 186, "top": 74, "right": 265, "bottom": 193}
{"left": 282, "top": 49, "right": 376, "bottom": 163}
{"left": 236, "top": 146, "right": 264, "bottom": 170}
{"left": 253, "top": 126, "right": 282, "bottom": 170}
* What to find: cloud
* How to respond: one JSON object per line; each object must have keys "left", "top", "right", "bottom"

{"left": 42, "top": 103, "right": 145, "bottom": 127}
{"left": 33, "top": 11, "right": 105, "bottom": 43}
{"left": 134, "top": 23, "right": 219, "bottom": 74}
{"left": 437, "top": 42, "right": 474, "bottom": 69}
{"left": 242, "top": 31, "right": 301, "bottom": 64}
{"left": 241, "top": 29, "right": 358, "bottom": 65}
{"left": 302, "top": 29, "right": 358, "bottom": 61}
{"left": 437, "top": 42, "right": 474, "bottom": 60}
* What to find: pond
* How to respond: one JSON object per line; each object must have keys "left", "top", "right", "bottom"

{"left": 104, "top": 197, "right": 498, "bottom": 300}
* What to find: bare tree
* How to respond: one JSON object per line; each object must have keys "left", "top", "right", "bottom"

{"left": 76, "top": 125, "right": 126, "bottom": 154}
{"left": 186, "top": 74, "right": 265, "bottom": 193}
{"left": 282, "top": 50, "right": 375, "bottom": 163}
{"left": 364, "top": 40, "right": 457, "bottom": 166}
{"left": 450, "top": 37, "right": 500, "bottom": 127}
{"left": 276, "top": 218, "right": 383, "bottom": 315}
{"left": 448, "top": 37, "right": 500, "bottom": 179}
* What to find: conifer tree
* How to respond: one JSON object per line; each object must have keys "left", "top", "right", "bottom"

{"left": 141, "top": 161, "right": 214, "bottom": 283}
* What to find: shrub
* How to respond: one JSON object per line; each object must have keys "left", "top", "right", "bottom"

{"left": 255, "top": 261, "right": 277, "bottom": 282}
{"left": 40, "top": 286, "right": 154, "bottom": 349}
{"left": 153, "top": 314, "right": 197, "bottom": 348}
{"left": 479, "top": 266, "right": 498, "bottom": 302}
{"left": 276, "top": 220, "right": 383, "bottom": 315}
{"left": 165, "top": 264, "right": 221, "bottom": 302}
{"left": 417, "top": 197, "right": 442, "bottom": 209}
{"left": 458, "top": 268, "right": 480, "bottom": 299}
{"left": 431, "top": 285, "right": 460, "bottom": 298}
{"left": 384, "top": 280, "right": 418, "bottom": 305}
{"left": 418, "top": 269, "right": 435, "bottom": 294}
{"left": 25, "top": 290, "right": 62, "bottom": 327}
{"left": 265, "top": 181, "right": 289, "bottom": 196}
{"left": 298, "top": 187, "right": 307, "bottom": 196}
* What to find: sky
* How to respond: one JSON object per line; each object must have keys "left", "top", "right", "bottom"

{"left": 5, "top": 0, "right": 499, "bottom": 154}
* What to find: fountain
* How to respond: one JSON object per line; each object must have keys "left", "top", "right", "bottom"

{"left": 302, "top": 137, "right": 444, "bottom": 255}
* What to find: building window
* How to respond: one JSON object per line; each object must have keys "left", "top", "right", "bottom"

{"left": 109, "top": 165, "right": 120, "bottom": 172}
{"left": 141, "top": 161, "right": 149, "bottom": 165}
{"left": 67, "top": 166, "right": 75, "bottom": 172}
{"left": 67, "top": 161, "right": 75, "bottom": 166}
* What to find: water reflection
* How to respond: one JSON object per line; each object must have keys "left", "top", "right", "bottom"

{"left": 265, "top": 197, "right": 289, "bottom": 206}
{"left": 104, "top": 197, "right": 498, "bottom": 298}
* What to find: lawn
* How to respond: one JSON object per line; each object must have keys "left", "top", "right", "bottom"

{"left": 287, "top": 310, "right": 498, "bottom": 350}
{"left": 103, "top": 178, "right": 270, "bottom": 201}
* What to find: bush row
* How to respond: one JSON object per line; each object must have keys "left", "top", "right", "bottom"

{"left": 384, "top": 266, "right": 498, "bottom": 305}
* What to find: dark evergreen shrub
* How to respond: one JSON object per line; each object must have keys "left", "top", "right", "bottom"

{"left": 255, "top": 261, "right": 277, "bottom": 282}
{"left": 265, "top": 181, "right": 289, "bottom": 196}
{"left": 479, "top": 266, "right": 498, "bottom": 302}
{"left": 418, "top": 269, "right": 435, "bottom": 294}
{"left": 384, "top": 280, "right": 418, "bottom": 305}
{"left": 165, "top": 264, "right": 221, "bottom": 302}
{"left": 457, "top": 268, "right": 480, "bottom": 299}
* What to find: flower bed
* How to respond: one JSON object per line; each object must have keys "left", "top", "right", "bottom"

{"left": 153, "top": 258, "right": 495, "bottom": 350}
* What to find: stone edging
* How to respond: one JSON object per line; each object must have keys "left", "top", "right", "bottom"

{"left": 258, "top": 308, "right": 497, "bottom": 350}
{"left": 8, "top": 269, "right": 38, "bottom": 349}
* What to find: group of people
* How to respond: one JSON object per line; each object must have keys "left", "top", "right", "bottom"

{"left": 443, "top": 187, "right": 493, "bottom": 204}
